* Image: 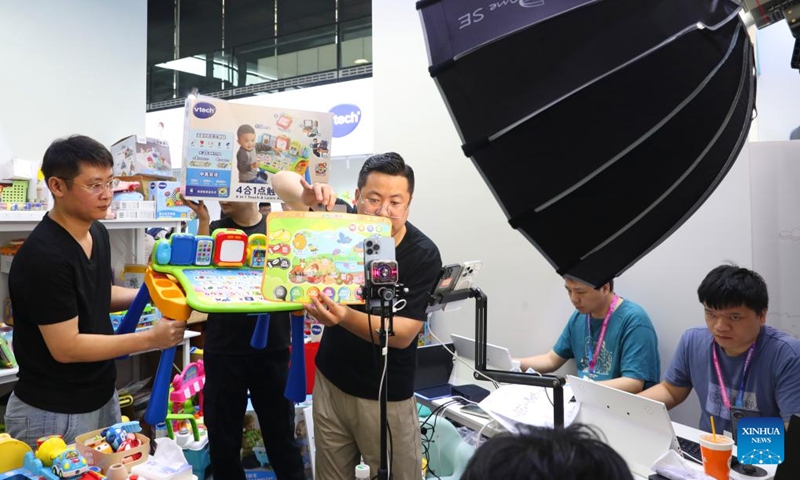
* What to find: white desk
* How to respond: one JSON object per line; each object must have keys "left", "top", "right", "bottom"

{"left": 416, "top": 393, "right": 778, "bottom": 480}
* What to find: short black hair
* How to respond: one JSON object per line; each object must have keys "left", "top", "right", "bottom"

{"left": 237, "top": 124, "right": 255, "bottom": 137}
{"left": 697, "top": 264, "right": 768, "bottom": 315}
{"left": 461, "top": 424, "right": 633, "bottom": 480}
{"left": 595, "top": 278, "right": 614, "bottom": 292}
{"left": 42, "top": 135, "right": 113, "bottom": 182}
{"left": 259, "top": 202, "right": 271, "bottom": 208}
{"left": 357, "top": 152, "right": 415, "bottom": 195}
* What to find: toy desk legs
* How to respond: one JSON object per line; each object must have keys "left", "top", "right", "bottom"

{"left": 250, "top": 312, "right": 307, "bottom": 403}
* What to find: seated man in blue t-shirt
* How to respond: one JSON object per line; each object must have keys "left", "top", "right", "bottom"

{"left": 641, "top": 264, "right": 800, "bottom": 434}
{"left": 518, "top": 277, "right": 661, "bottom": 393}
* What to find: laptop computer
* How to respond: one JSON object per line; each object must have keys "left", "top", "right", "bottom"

{"left": 450, "top": 334, "right": 514, "bottom": 371}
{"left": 414, "top": 342, "right": 456, "bottom": 401}
{"left": 569, "top": 375, "right": 682, "bottom": 477}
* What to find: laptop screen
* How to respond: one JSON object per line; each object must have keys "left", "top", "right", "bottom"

{"left": 450, "top": 334, "right": 514, "bottom": 371}
{"left": 569, "top": 375, "right": 680, "bottom": 477}
{"left": 414, "top": 342, "right": 455, "bottom": 390}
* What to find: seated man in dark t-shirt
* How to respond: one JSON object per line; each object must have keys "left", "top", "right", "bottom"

{"left": 273, "top": 153, "right": 442, "bottom": 480}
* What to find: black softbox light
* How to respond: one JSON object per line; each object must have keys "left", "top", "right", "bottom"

{"left": 418, "top": 0, "right": 756, "bottom": 286}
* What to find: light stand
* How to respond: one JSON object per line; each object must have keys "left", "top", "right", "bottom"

{"left": 428, "top": 287, "right": 566, "bottom": 427}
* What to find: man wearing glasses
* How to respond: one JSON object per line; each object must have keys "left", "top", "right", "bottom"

{"left": 640, "top": 264, "right": 800, "bottom": 434}
{"left": 5, "top": 135, "right": 186, "bottom": 447}
{"left": 273, "top": 153, "right": 442, "bottom": 480}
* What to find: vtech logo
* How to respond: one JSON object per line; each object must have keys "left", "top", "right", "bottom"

{"left": 192, "top": 102, "right": 217, "bottom": 119}
{"left": 329, "top": 104, "right": 361, "bottom": 138}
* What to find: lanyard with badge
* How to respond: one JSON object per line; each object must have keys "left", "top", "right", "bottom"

{"left": 585, "top": 294, "right": 619, "bottom": 377}
{"left": 711, "top": 339, "right": 757, "bottom": 409}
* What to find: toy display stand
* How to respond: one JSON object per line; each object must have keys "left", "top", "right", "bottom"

{"left": 428, "top": 287, "right": 566, "bottom": 428}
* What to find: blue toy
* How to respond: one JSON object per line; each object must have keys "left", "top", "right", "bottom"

{"left": 0, "top": 452, "right": 59, "bottom": 480}
{"left": 169, "top": 234, "right": 196, "bottom": 266}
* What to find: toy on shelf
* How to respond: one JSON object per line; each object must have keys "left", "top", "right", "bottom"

{"left": 109, "top": 304, "right": 160, "bottom": 333}
{"left": 169, "top": 359, "right": 206, "bottom": 433}
{"left": 164, "top": 414, "right": 210, "bottom": 479}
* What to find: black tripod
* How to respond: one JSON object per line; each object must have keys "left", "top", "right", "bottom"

{"left": 369, "top": 285, "right": 397, "bottom": 480}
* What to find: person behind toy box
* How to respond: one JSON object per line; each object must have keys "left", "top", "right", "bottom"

{"left": 272, "top": 153, "right": 443, "bottom": 480}
{"left": 4, "top": 135, "right": 186, "bottom": 448}
{"left": 182, "top": 197, "right": 305, "bottom": 480}
{"left": 236, "top": 124, "right": 267, "bottom": 184}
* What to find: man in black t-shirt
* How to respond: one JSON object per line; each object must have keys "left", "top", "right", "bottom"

{"left": 184, "top": 199, "right": 305, "bottom": 480}
{"left": 273, "top": 153, "right": 442, "bottom": 480}
{"left": 4, "top": 135, "right": 186, "bottom": 447}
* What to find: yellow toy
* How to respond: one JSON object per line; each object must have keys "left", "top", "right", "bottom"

{"left": 247, "top": 234, "right": 267, "bottom": 268}
{"left": 0, "top": 433, "right": 33, "bottom": 471}
{"left": 35, "top": 436, "right": 67, "bottom": 467}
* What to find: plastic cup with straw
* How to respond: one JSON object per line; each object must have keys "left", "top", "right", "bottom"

{"left": 699, "top": 415, "right": 734, "bottom": 480}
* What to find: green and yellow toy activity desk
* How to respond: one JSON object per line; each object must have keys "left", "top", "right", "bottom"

{"left": 137, "top": 211, "right": 391, "bottom": 427}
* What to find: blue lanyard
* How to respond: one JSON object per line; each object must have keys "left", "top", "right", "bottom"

{"left": 711, "top": 339, "right": 757, "bottom": 409}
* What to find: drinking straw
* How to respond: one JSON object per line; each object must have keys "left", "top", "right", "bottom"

{"left": 711, "top": 416, "right": 717, "bottom": 441}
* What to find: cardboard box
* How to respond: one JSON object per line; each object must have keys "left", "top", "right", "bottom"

{"left": 0, "top": 158, "right": 33, "bottom": 180}
{"left": 115, "top": 209, "right": 155, "bottom": 220}
{"left": 148, "top": 180, "right": 196, "bottom": 219}
{"left": 111, "top": 200, "right": 155, "bottom": 211}
{"left": 242, "top": 397, "right": 313, "bottom": 479}
{"left": 111, "top": 135, "right": 173, "bottom": 178}
{"left": 182, "top": 96, "right": 333, "bottom": 202}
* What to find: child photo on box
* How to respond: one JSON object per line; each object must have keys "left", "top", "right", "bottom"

{"left": 236, "top": 124, "right": 267, "bottom": 185}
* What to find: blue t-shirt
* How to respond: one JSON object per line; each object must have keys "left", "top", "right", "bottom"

{"left": 553, "top": 298, "right": 660, "bottom": 387}
{"left": 664, "top": 325, "right": 800, "bottom": 434}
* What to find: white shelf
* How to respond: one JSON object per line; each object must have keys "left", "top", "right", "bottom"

{"left": 0, "top": 215, "right": 182, "bottom": 233}
{"left": 0, "top": 366, "right": 18, "bottom": 386}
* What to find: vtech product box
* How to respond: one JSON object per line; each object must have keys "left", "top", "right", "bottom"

{"left": 111, "top": 135, "right": 173, "bottom": 178}
{"left": 148, "top": 181, "right": 196, "bottom": 219}
{"left": 182, "top": 96, "right": 333, "bottom": 202}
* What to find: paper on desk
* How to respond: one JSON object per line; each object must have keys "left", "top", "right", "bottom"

{"left": 652, "top": 449, "right": 714, "bottom": 480}
{"left": 478, "top": 384, "right": 580, "bottom": 432}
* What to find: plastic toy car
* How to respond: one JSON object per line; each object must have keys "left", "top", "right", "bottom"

{"left": 52, "top": 447, "right": 90, "bottom": 478}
